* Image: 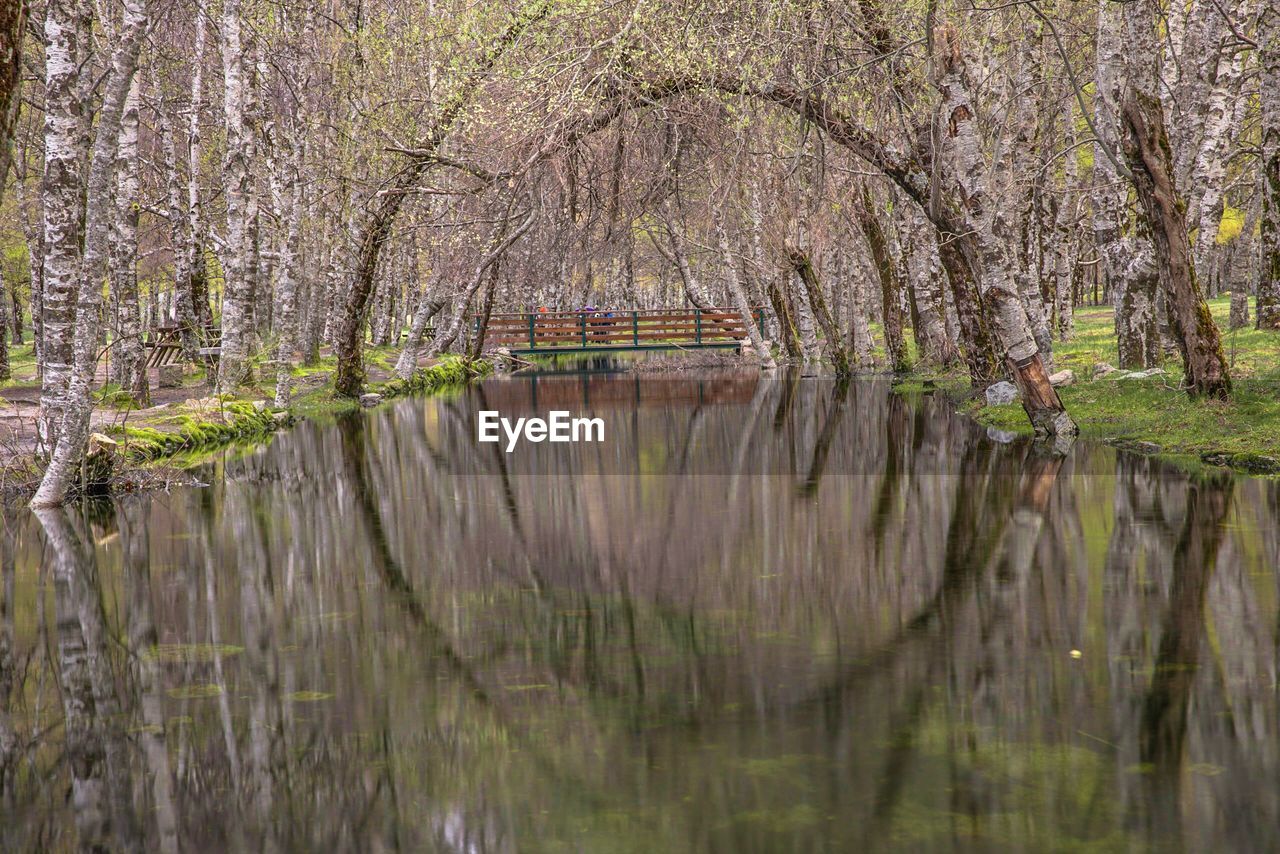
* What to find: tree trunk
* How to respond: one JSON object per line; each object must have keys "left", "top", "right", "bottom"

{"left": 36, "top": 0, "right": 91, "bottom": 458}
{"left": 272, "top": 138, "right": 303, "bottom": 408}
{"left": 1119, "top": 0, "right": 1231, "bottom": 399}
{"left": 787, "top": 243, "right": 850, "bottom": 375}
{"left": 217, "top": 0, "right": 255, "bottom": 389}
{"left": 858, "top": 190, "right": 909, "bottom": 372}
{"left": 0, "top": 265, "right": 9, "bottom": 381}
{"left": 33, "top": 0, "right": 149, "bottom": 507}
{"left": 108, "top": 78, "right": 148, "bottom": 405}
{"left": 1092, "top": 0, "right": 1159, "bottom": 368}
{"left": 157, "top": 79, "right": 197, "bottom": 357}
{"left": 903, "top": 208, "right": 959, "bottom": 366}
{"left": 394, "top": 278, "right": 446, "bottom": 379}
{"left": 713, "top": 208, "right": 775, "bottom": 369}
{"left": 1007, "top": 23, "right": 1054, "bottom": 367}
{"left": 1259, "top": 0, "right": 1280, "bottom": 330}
{"left": 188, "top": 6, "right": 213, "bottom": 338}
{"left": 933, "top": 21, "right": 1074, "bottom": 436}
{"left": 0, "top": 0, "right": 26, "bottom": 206}
{"left": 1188, "top": 10, "right": 1249, "bottom": 290}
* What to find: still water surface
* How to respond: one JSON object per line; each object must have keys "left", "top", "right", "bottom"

{"left": 2, "top": 370, "right": 1278, "bottom": 851}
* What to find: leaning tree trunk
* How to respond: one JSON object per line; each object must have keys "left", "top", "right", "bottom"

{"left": 1007, "top": 24, "right": 1054, "bottom": 367}
{"left": 1259, "top": 0, "right": 1280, "bottom": 330}
{"left": 714, "top": 209, "right": 776, "bottom": 369}
{"left": 787, "top": 243, "right": 850, "bottom": 376}
{"left": 394, "top": 277, "right": 447, "bottom": 379}
{"left": 108, "top": 77, "right": 148, "bottom": 405}
{"left": 933, "top": 22, "right": 1075, "bottom": 436}
{"left": 33, "top": 0, "right": 149, "bottom": 508}
{"left": 1119, "top": 0, "right": 1230, "bottom": 399}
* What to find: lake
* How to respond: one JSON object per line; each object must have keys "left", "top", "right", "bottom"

{"left": 2, "top": 368, "right": 1277, "bottom": 851}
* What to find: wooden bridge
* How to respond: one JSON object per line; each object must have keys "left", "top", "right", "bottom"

{"left": 477, "top": 308, "right": 765, "bottom": 355}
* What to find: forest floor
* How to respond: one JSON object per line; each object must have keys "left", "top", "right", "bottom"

{"left": 966, "top": 294, "right": 1280, "bottom": 472}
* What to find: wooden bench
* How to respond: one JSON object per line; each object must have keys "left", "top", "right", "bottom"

{"left": 143, "top": 326, "right": 223, "bottom": 367}
{"left": 144, "top": 326, "right": 184, "bottom": 368}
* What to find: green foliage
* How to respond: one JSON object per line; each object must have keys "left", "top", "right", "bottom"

{"left": 1217, "top": 204, "right": 1244, "bottom": 244}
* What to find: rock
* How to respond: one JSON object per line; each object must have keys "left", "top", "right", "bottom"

{"left": 359, "top": 393, "right": 383, "bottom": 408}
{"left": 984, "top": 381, "right": 1019, "bottom": 407}
{"left": 986, "top": 427, "right": 1019, "bottom": 444}
{"left": 156, "top": 363, "right": 183, "bottom": 388}
{"left": 272, "top": 411, "right": 291, "bottom": 425}
{"left": 1118, "top": 367, "right": 1168, "bottom": 380}
{"left": 1106, "top": 438, "right": 1162, "bottom": 455}
{"left": 1200, "top": 451, "right": 1280, "bottom": 474}
{"left": 493, "top": 347, "right": 517, "bottom": 373}
{"left": 1049, "top": 369, "right": 1075, "bottom": 387}
{"left": 1091, "top": 362, "right": 1118, "bottom": 378}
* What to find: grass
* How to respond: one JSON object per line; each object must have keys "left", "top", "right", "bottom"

{"left": 966, "top": 295, "right": 1280, "bottom": 470}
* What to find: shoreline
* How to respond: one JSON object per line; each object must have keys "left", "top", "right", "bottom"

{"left": 0, "top": 356, "right": 492, "bottom": 499}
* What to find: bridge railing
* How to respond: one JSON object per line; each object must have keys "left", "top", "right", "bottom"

{"left": 476, "top": 307, "right": 766, "bottom": 351}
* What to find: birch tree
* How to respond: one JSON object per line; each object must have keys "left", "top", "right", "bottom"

{"left": 217, "top": 0, "right": 255, "bottom": 389}
{"left": 32, "top": 0, "right": 150, "bottom": 508}
{"left": 1118, "top": 0, "right": 1231, "bottom": 398}
{"left": 108, "top": 78, "right": 147, "bottom": 404}
{"left": 1259, "top": 1, "right": 1280, "bottom": 330}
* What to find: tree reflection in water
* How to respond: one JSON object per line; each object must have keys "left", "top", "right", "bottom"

{"left": 0, "top": 372, "right": 1276, "bottom": 851}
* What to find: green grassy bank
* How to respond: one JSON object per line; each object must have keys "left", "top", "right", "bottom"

{"left": 966, "top": 295, "right": 1280, "bottom": 472}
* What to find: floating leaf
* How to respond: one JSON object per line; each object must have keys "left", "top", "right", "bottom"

{"left": 1190, "top": 763, "right": 1224, "bottom": 776}
{"left": 144, "top": 643, "right": 244, "bottom": 664}
{"left": 286, "top": 691, "right": 334, "bottom": 702}
{"left": 167, "top": 684, "right": 224, "bottom": 699}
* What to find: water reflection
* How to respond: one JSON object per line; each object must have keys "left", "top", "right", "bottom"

{"left": 1, "top": 373, "right": 1277, "bottom": 851}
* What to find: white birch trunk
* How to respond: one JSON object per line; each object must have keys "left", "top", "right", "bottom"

{"left": 713, "top": 207, "right": 776, "bottom": 369}
{"left": 36, "top": 0, "right": 90, "bottom": 457}
{"left": 217, "top": 0, "right": 254, "bottom": 389}
{"left": 33, "top": 0, "right": 149, "bottom": 507}
{"left": 108, "top": 77, "right": 146, "bottom": 403}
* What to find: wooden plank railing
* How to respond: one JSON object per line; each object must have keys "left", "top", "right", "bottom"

{"left": 476, "top": 308, "right": 766, "bottom": 353}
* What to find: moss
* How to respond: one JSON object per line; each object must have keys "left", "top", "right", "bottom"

{"left": 110, "top": 356, "right": 490, "bottom": 467}
{"left": 115, "top": 399, "right": 288, "bottom": 462}
{"left": 370, "top": 356, "right": 491, "bottom": 400}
